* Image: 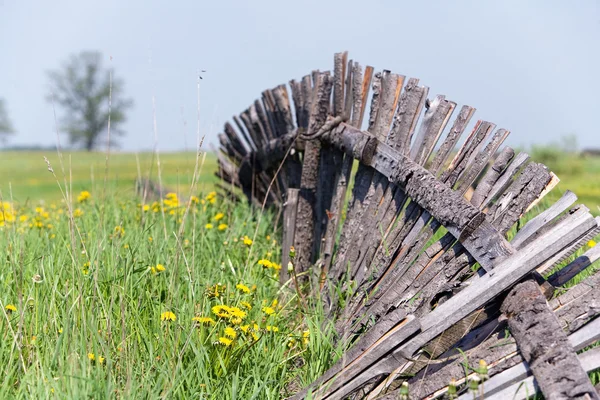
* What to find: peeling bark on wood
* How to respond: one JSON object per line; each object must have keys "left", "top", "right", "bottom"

{"left": 501, "top": 279, "right": 599, "bottom": 400}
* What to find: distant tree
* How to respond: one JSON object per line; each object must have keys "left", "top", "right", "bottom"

{"left": 0, "top": 99, "right": 15, "bottom": 145}
{"left": 47, "top": 51, "right": 133, "bottom": 151}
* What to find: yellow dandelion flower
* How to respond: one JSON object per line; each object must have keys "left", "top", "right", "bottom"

{"left": 19, "top": 215, "right": 28, "bottom": 222}
{"left": 5, "top": 304, "right": 17, "bottom": 313}
{"left": 212, "top": 305, "right": 231, "bottom": 318}
{"left": 213, "top": 213, "right": 225, "bottom": 221}
{"left": 224, "top": 327, "right": 237, "bottom": 339}
{"left": 193, "top": 316, "right": 216, "bottom": 326}
{"left": 236, "top": 283, "right": 251, "bottom": 294}
{"left": 205, "top": 223, "right": 214, "bottom": 230}
{"left": 240, "top": 325, "right": 250, "bottom": 333}
{"left": 303, "top": 330, "right": 310, "bottom": 345}
{"left": 73, "top": 208, "right": 84, "bottom": 217}
{"left": 148, "top": 236, "right": 153, "bottom": 242}
{"left": 266, "top": 235, "right": 271, "bottom": 241}
{"left": 218, "top": 223, "right": 228, "bottom": 231}
{"left": 160, "top": 311, "right": 177, "bottom": 322}
{"left": 155, "top": 264, "right": 165, "bottom": 273}
{"left": 272, "top": 299, "right": 278, "bottom": 307}
{"left": 229, "top": 307, "right": 247, "bottom": 319}
{"left": 258, "top": 259, "right": 273, "bottom": 268}
{"left": 190, "top": 195, "right": 200, "bottom": 204}
{"left": 88, "top": 353, "right": 96, "bottom": 361}
{"left": 262, "top": 306, "right": 275, "bottom": 316}
{"left": 266, "top": 325, "right": 279, "bottom": 332}
{"left": 588, "top": 240, "right": 597, "bottom": 248}
{"left": 251, "top": 332, "right": 259, "bottom": 341}
{"left": 271, "top": 263, "right": 282, "bottom": 271}
{"left": 77, "top": 191, "right": 91, "bottom": 203}
{"left": 231, "top": 317, "right": 242, "bottom": 325}
{"left": 142, "top": 204, "right": 150, "bottom": 212}
{"left": 240, "top": 301, "right": 252, "bottom": 310}
{"left": 218, "top": 337, "right": 233, "bottom": 346}
{"left": 243, "top": 236, "right": 253, "bottom": 246}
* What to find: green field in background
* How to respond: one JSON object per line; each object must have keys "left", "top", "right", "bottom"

{"left": 0, "top": 151, "right": 218, "bottom": 203}
{"left": 0, "top": 150, "right": 599, "bottom": 214}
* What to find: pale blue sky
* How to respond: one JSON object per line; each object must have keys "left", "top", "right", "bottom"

{"left": 1, "top": 0, "right": 599, "bottom": 152}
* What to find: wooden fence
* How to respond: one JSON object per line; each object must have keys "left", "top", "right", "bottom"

{"left": 216, "top": 51, "right": 600, "bottom": 399}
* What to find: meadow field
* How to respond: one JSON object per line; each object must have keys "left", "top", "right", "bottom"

{"left": 0, "top": 149, "right": 598, "bottom": 399}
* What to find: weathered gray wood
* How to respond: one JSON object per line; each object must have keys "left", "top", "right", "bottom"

{"left": 428, "top": 105, "right": 475, "bottom": 175}
{"left": 440, "top": 120, "right": 496, "bottom": 188}
{"left": 223, "top": 122, "right": 249, "bottom": 157}
{"left": 482, "top": 151, "right": 530, "bottom": 206}
{"left": 404, "top": 274, "right": 600, "bottom": 399}
{"left": 332, "top": 52, "right": 347, "bottom": 117}
{"left": 281, "top": 188, "right": 299, "bottom": 285}
{"left": 455, "top": 128, "right": 509, "bottom": 194}
{"left": 409, "top": 95, "right": 456, "bottom": 165}
{"left": 501, "top": 279, "right": 599, "bottom": 400}
{"left": 293, "top": 72, "right": 333, "bottom": 278}
{"left": 551, "top": 269, "right": 600, "bottom": 333}
{"left": 371, "top": 70, "right": 404, "bottom": 141}
{"left": 299, "top": 316, "right": 420, "bottom": 400}
{"left": 291, "top": 308, "right": 409, "bottom": 400}
{"left": 484, "top": 346, "right": 600, "bottom": 400}
{"left": 387, "top": 78, "right": 429, "bottom": 153}
{"left": 469, "top": 146, "right": 514, "bottom": 208}
{"left": 548, "top": 243, "right": 600, "bottom": 286}
{"left": 233, "top": 115, "right": 258, "bottom": 152}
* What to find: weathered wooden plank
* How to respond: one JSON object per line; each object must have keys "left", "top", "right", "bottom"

{"left": 501, "top": 279, "right": 599, "bottom": 400}
{"left": 254, "top": 99, "right": 275, "bottom": 140}
{"left": 233, "top": 115, "right": 257, "bottom": 152}
{"left": 483, "top": 346, "right": 600, "bottom": 400}
{"left": 404, "top": 273, "right": 600, "bottom": 399}
{"left": 272, "top": 84, "right": 296, "bottom": 133}
{"left": 440, "top": 120, "right": 496, "bottom": 188}
{"left": 297, "top": 315, "right": 421, "bottom": 400}
{"left": 455, "top": 128, "right": 509, "bottom": 194}
{"left": 371, "top": 70, "right": 404, "bottom": 141}
{"left": 332, "top": 51, "right": 348, "bottom": 117}
{"left": 293, "top": 72, "right": 333, "bottom": 279}
{"left": 482, "top": 151, "right": 530, "bottom": 206}
{"left": 281, "top": 188, "right": 299, "bottom": 285}
{"left": 387, "top": 78, "right": 429, "bottom": 153}
{"left": 409, "top": 95, "right": 456, "bottom": 165}
{"left": 469, "top": 146, "right": 514, "bottom": 208}
{"left": 223, "top": 122, "right": 249, "bottom": 157}
{"left": 427, "top": 105, "right": 476, "bottom": 175}
{"left": 548, "top": 242, "right": 600, "bottom": 287}
{"left": 329, "top": 208, "right": 598, "bottom": 399}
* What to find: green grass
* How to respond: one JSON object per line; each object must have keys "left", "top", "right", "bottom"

{"left": 0, "top": 149, "right": 599, "bottom": 399}
{"left": 0, "top": 151, "right": 219, "bottom": 203}
{"left": 0, "top": 185, "right": 342, "bottom": 399}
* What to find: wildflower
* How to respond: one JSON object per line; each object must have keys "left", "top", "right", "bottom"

{"left": 218, "top": 223, "right": 228, "bottom": 231}
{"left": 212, "top": 305, "right": 231, "bottom": 318}
{"left": 224, "top": 327, "right": 237, "bottom": 339}
{"left": 228, "top": 307, "right": 247, "bottom": 319}
{"left": 160, "top": 311, "right": 177, "bottom": 322}
{"left": 236, "top": 283, "right": 251, "bottom": 294}
{"left": 218, "top": 337, "right": 233, "bottom": 346}
{"left": 213, "top": 213, "right": 225, "bottom": 221}
{"left": 148, "top": 236, "right": 153, "bottom": 242}
{"left": 242, "top": 236, "right": 253, "bottom": 246}
{"left": 258, "top": 259, "right": 273, "bottom": 268}
{"left": 77, "top": 191, "right": 91, "bottom": 203}
{"left": 289, "top": 246, "right": 296, "bottom": 259}
{"left": 88, "top": 353, "right": 105, "bottom": 365}
{"left": 266, "top": 325, "right": 279, "bottom": 332}
{"left": 190, "top": 195, "right": 200, "bottom": 204}
{"left": 193, "top": 316, "right": 216, "bottom": 326}
{"left": 88, "top": 352, "right": 95, "bottom": 361}
{"left": 588, "top": 240, "right": 597, "bottom": 248}
{"left": 82, "top": 261, "right": 90, "bottom": 275}
{"left": 206, "top": 284, "right": 226, "bottom": 299}
{"left": 266, "top": 235, "right": 271, "bottom": 241}
{"left": 303, "top": 330, "right": 310, "bottom": 345}
{"left": 5, "top": 304, "right": 17, "bottom": 313}
{"left": 262, "top": 306, "right": 275, "bottom": 316}
{"left": 205, "top": 223, "right": 214, "bottom": 229}
{"left": 19, "top": 215, "right": 28, "bottom": 222}
{"left": 142, "top": 204, "right": 150, "bottom": 212}
{"left": 73, "top": 208, "right": 83, "bottom": 217}
{"left": 149, "top": 264, "right": 166, "bottom": 274}
{"left": 231, "top": 317, "right": 242, "bottom": 325}
{"left": 240, "top": 301, "right": 252, "bottom": 310}
{"left": 205, "top": 191, "right": 217, "bottom": 204}
{"left": 240, "top": 325, "right": 250, "bottom": 333}
{"left": 114, "top": 226, "right": 125, "bottom": 238}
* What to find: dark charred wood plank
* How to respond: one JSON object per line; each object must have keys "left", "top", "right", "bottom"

{"left": 548, "top": 242, "right": 600, "bottom": 287}
{"left": 501, "top": 279, "right": 599, "bottom": 400}
{"left": 387, "top": 78, "right": 429, "bottom": 153}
